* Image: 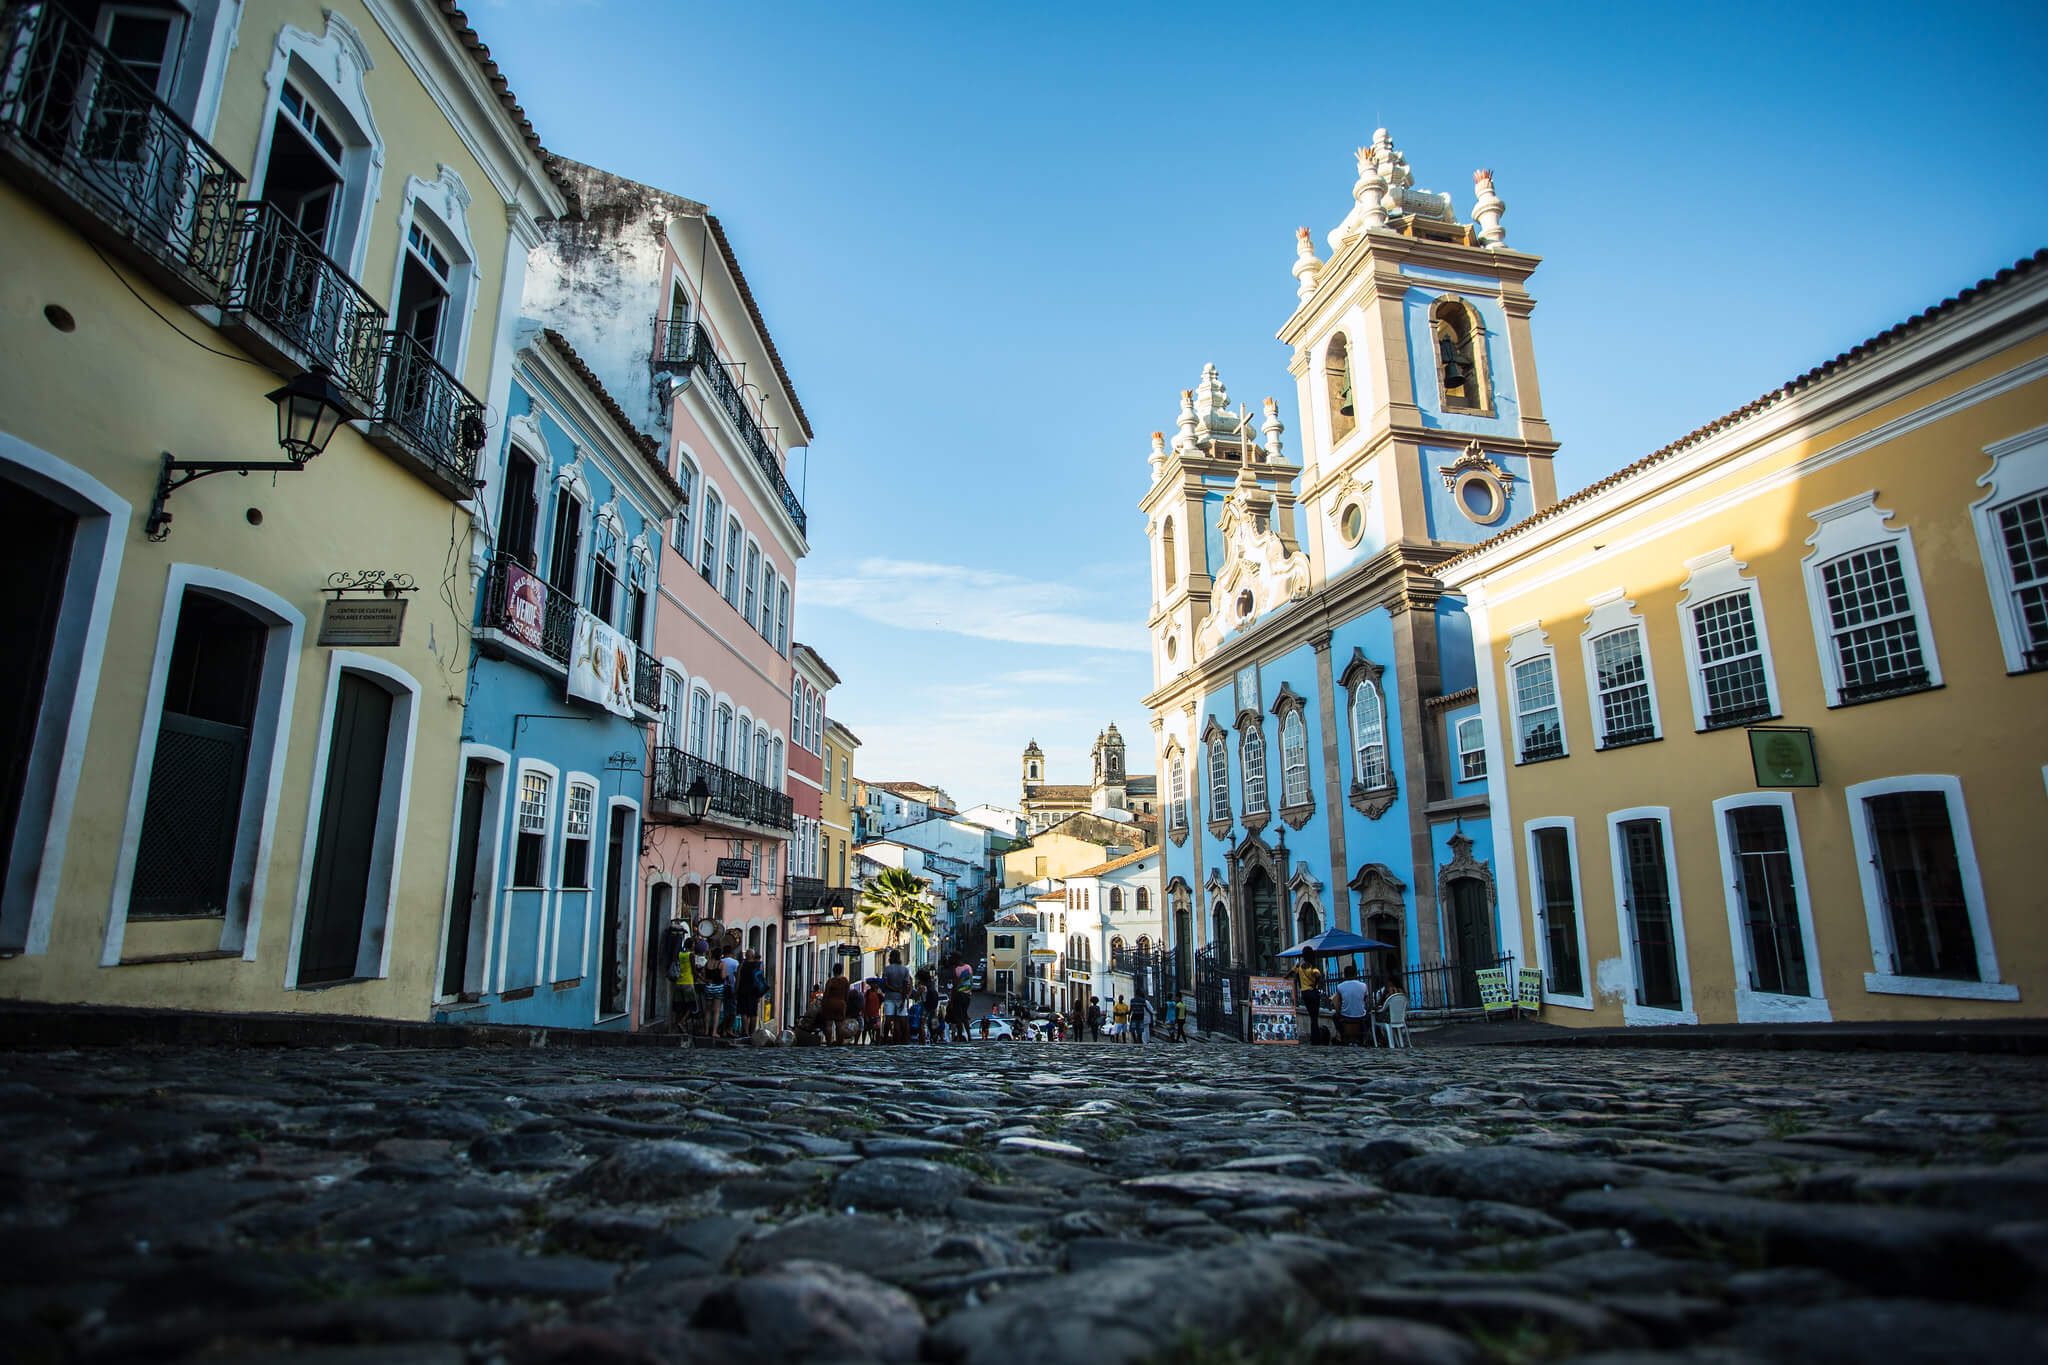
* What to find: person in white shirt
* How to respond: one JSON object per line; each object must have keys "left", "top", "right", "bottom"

{"left": 1330, "top": 964, "right": 1371, "bottom": 1046}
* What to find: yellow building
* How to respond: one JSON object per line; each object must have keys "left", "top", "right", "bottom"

{"left": 1440, "top": 253, "right": 2048, "bottom": 1026}
{"left": 821, "top": 719, "right": 861, "bottom": 890}
{"left": 1001, "top": 812, "right": 1143, "bottom": 889}
{"left": 0, "top": 2, "right": 568, "bottom": 1016}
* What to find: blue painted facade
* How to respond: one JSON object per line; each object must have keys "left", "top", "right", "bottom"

{"left": 1144, "top": 132, "right": 1555, "bottom": 1009}
{"left": 436, "top": 336, "right": 669, "bottom": 1030}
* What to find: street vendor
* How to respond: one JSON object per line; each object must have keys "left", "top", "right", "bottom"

{"left": 1292, "top": 955, "right": 1326, "bottom": 1044}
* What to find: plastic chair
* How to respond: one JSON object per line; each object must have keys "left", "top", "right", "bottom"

{"left": 1374, "top": 992, "right": 1411, "bottom": 1049}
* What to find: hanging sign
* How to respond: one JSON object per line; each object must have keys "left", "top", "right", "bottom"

{"left": 317, "top": 597, "right": 406, "bottom": 647}
{"left": 500, "top": 562, "right": 546, "bottom": 651}
{"left": 1248, "top": 975, "right": 1299, "bottom": 1044}
{"left": 1748, "top": 727, "right": 1819, "bottom": 788}
{"left": 567, "top": 609, "right": 636, "bottom": 718}
{"left": 715, "top": 857, "right": 753, "bottom": 879}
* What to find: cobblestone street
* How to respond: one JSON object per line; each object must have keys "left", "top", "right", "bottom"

{"left": 6, "top": 1040, "right": 2047, "bottom": 1364}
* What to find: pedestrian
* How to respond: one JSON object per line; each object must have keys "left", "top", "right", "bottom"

{"left": 1128, "top": 993, "right": 1149, "bottom": 1045}
{"left": 1301, "top": 969, "right": 1325, "bottom": 1047}
{"left": 861, "top": 977, "right": 884, "bottom": 1043}
{"left": 735, "top": 949, "right": 764, "bottom": 1038}
{"left": 701, "top": 955, "right": 727, "bottom": 1039}
{"left": 882, "top": 950, "right": 913, "bottom": 1046}
{"left": 668, "top": 921, "right": 697, "bottom": 1035}
{"left": 820, "top": 970, "right": 851, "bottom": 1046}
{"left": 1332, "top": 963, "right": 1371, "bottom": 1046}
{"left": 720, "top": 943, "right": 741, "bottom": 1033}
{"left": 947, "top": 971, "right": 972, "bottom": 1041}
{"left": 1158, "top": 995, "right": 1175, "bottom": 1042}
{"left": 1171, "top": 996, "right": 1189, "bottom": 1042}
{"left": 919, "top": 969, "right": 942, "bottom": 1043}
{"left": 1086, "top": 995, "right": 1103, "bottom": 1042}
{"left": 978, "top": 1013, "right": 992, "bottom": 1041}
{"left": 1112, "top": 994, "right": 1130, "bottom": 1041}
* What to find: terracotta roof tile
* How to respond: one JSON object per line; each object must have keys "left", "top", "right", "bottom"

{"left": 433, "top": 4, "right": 578, "bottom": 212}
{"left": 1438, "top": 249, "right": 2048, "bottom": 575}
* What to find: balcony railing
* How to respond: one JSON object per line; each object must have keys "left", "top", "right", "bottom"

{"left": 651, "top": 746, "right": 792, "bottom": 831}
{"left": 1518, "top": 728, "right": 1565, "bottom": 764}
{"left": 785, "top": 876, "right": 858, "bottom": 917}
{"left": 651, "top": 318, "right": 806, "bottom": 537}
{"left": 366, "top": 329, "right": 487, "bottom": 496}
{"left": 218, "top": 198, "right": 384, "bottom": 412}
{"left": 1838, "top": 667, "right": 1931, "bottom": 706}
{"left": 632, "top": 642, "right": 659, "bottom": 711}
{"left": 477, "top": 552, "right": 575, "bottom": 666}
{"left": 0, "top": 1, "right": 242, "bottom": 304}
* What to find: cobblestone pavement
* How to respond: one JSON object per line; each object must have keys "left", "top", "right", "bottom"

{"left": 6, "top": 1040, "right": 2048, "bottom": 1364}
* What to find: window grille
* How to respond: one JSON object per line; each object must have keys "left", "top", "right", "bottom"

{"left": 1241, "top": 731, "right": 1267, "bottom": 812}
{"left": 1591, "top": 627, "right": 1656, "bottom": 744}
{"left": 1206, "top": 735, "right": 1228, "bottom": 814}
{"left": 565, "top": 784, "right": 594, "bottom": 838}
{"left": 1821, "top": 544, "right": 1927, "bottom": 700}
{"left": 1457, "top": 716, "right": 1487, "bottom": 780}
{"left": 1512, "top": 657, "right": 1564, "bottom": 762}
{"left": 1353, "top": 680, "right": 1389, "bottom": 787}
{"left": 1281, "top": 711, "right": 1309, "bottom": 807}
{"left": 520, "top": 772, "right": 550, "bottom": 831}
{"left": 1692, "top": 593, "right": 1772, "bottom": 726}
{"left": 1867, "top": 791, "right": 1978, "bottom": 979}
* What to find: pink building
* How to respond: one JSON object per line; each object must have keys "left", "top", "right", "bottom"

{"left": 526, "top": 160, "right": 813, "bottom": 1030}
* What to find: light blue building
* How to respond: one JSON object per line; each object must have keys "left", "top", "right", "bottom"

{"left": 1143, "top": 132, "right": 1558, "bottom": 1024}
{"left": 433, "top": 324, "right": 680, "bottom": 1029}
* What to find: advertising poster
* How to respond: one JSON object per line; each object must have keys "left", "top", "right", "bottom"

{"left": 569, "top": 609, "right": 636, "bottom": 718}
{"left": 1249, "top": 974, "right": 1299, "bottom": 1044}
{"left": 503, "top": 562, "right": 546, "bottom": 651}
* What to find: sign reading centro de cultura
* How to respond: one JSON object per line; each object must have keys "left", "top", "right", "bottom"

{"left": 317, "top": 598, "right": 406, "bottom": 647}
{"left": 715, "top": 857, "right": 752, "bottom": 879}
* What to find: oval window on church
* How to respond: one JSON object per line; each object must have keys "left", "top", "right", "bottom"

{"left": 1339, "top": 502, "right": 1364, "bottom": 545}
{"left": 1165, "top": 634, "right": 1177, "bottom": 660}
{"left": 1454, "top": 470, "right": 1507, "bottom": 525}
{"left": 1237, "top": 590, "right": 1255, "bottom": 620}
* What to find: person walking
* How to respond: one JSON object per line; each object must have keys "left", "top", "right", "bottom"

{"left": 1111, "top": 994, "right": 1130, "bottom": 1041}
{"left": 1331, "top": 964, "right": 1371, "bottom": 1046}
{"left": 735, "top": 949, "right": 765, "bottom": 1039}
{"left": 861, "top": 977, "right": 884, "bottom": 1044}
{"left": 1171, "top": 996, "right": 1189, "bottom": 1042}
{"left": 1086, "top": 995, "right": 1103, "bottom": 1042}
{"left": 1158, "top": 996, "right": 1176, "bottom": 1042}
{"left": 882, "top": 950, "right": 913, "bottom": 1046}
{"left": 1128, "top": 993, "right": 1150, "bottom": 1046}
{"left": 701, "top": 955, "right": 728, "bottom": 1040}
{"left": 947, "top": 972, "right": 972, "bottom": 1042}
{"left": 820, "top": 970, "right": 851, "bottom": 1046}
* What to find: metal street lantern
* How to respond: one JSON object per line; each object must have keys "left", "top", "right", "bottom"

{"left": 267, "top": 366, "right": 354, "bottom": 465}
{"left": 683, "top": 775, "right": 712, "bottom": 823}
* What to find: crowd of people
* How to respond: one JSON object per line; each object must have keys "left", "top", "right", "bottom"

{"left": 790, "top": 951, "right": 982, "bottom": 1046}
{"left": 1295, "top": 960, "right": 1405, "bottom": 1045}
{"left": 661, "top": 918, "right": 772, "bottom": 1039}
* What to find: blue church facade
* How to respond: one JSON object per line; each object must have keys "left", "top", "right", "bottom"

{"left": 432, "top": 326, "right": 679, "bottom": 1029}
{"left": 1144, "top": 132, "right": 1557, "bottom": 1018}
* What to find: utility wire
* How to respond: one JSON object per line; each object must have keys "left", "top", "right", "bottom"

{"left": 87, "top": 240, "right": 267, "bottom": 368}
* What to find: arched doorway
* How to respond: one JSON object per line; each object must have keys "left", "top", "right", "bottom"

{"left": 1246, "top": 866, "right": 1281, "bottom": 974}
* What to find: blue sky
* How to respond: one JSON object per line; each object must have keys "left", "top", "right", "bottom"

{"left": 480, "top": 0, "right": 2048, "bottom": 811}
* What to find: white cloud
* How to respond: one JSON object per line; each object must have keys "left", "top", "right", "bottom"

{"left": 803, "top": 558, "right": 1146, "bottom": 652}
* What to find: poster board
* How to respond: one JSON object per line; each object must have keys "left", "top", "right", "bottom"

{"left": 1249, "top": 975, "right": 1299, "bottom": 1044}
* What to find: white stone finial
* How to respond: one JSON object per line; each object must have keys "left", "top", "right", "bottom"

{"left": 1292, "top": 227, "right": 1322, "bottom": 299}
{"left": 1149, "top": 429, "right": 1168, "bottom": 475}
{"left": 1354, "top": 144, "right": 1388, "bottom": 232}
{"left": 1262, "top": 397, "right": 1285, "bottom": 464}
{"left": 1175, "top": 390, "right": 1199, "bottom": 454}
{"left": 1473, "top": 168, "right": 1507, "bottom": 249}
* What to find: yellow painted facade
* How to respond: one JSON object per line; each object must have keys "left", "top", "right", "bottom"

{"left": 1001, "top": 819, "right": 1142, "bottom": 890}
{"left": 1442, "top": 258, "right": 2048, "bottom": 1026}
{"left": 0, "top": 2, "right": 563, "bottom": 1016}
{"left": 821, "top": 721, "right": 860, "bottom": 887}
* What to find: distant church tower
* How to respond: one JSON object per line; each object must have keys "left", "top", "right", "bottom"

{"left": 1021, "top": 739, "right": 1045, "bottom": 792}
{"left": 1090, "top": 723, "right": 1128, "bottom": 812}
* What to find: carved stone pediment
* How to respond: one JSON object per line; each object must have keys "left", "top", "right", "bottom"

{"left": 1349, "top": 861, "right": 1407, "bottom": 908}
{"left": 1195, "top": 485, "right": 1312, "bottom": 659}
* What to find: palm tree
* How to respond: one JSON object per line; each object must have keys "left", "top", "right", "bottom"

{"left": 860, "top": 866, "right": 936, "bottom": 955}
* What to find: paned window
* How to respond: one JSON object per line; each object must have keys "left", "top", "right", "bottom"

{"left": 744, "top": 544, "right": 761, "bottom": 628}
{"left": 722, "top": 517, "right": 743, "bottom": 607}
{"left": 699, "top": 490, "right": 721, "bottom": 581}
{"left": 689, "top": 689, "right": 710, "bottom": 759}
{"left": 776, "top": 584, "right": 791, "bottom": 654}
{"left": 659, "top": 670, "right": 683, "bottom": 749}
{"left": 1867, "top": 791, "right": 1978, "bottom": 980}
{"left": 672, "top": 456, "right": 695, "bottom": 558}
{"left": 755, "top": 732, "right": 769, "bottom": 786}
{"left": 1456, "top": 716, "right": 1486, "bottom": 781}
{"left": 1240, "top": 730, "right": 1267, "bottom": 813}
{"left": 514, "top": 771, "right": 549, "bottom": 886}
{"left": 1280, "top": 711, "right": 1309, "bottom": 808}
{"left": 1819, "top": 545, "right": 1928, "bottom": 701}
{"left": 1168, "top": 757, "right": 1187, "bottom": 830}
{"left": 562, "top": 784, "right": 594, "bottom": 889}
{"left": 1591, "top": 627, "right": 1655, "bottom": 745}
{"left": 1692, "top": 593, "right": 1772, "bottom": 727}
{"left": 1512, "top": 657, "right": 1564, "bottom": 762}
{"left": 1997, "top": 492, "right": 2048, "bottom": 665}
{"left": 587, "top": 520, "right": 619, "bottom": 625}
{"left": 737, "top": 717, "right": 753, "bottom": 773}
{"left": 1531, "top": 826, "right": 1583, "bottom": 996}
{"left": 771, "top": 737, "right": 784, "bottom": 789}
{"left": 1727, "top": 804, "right": 1808, "bottom": 995}
{"left": 1353, "top": 679, "right": 1389, "bottom": 788}
{"left": 1206, "top": 733, "right": 1228, "bottom": 816}
{"left": 715, "top": 704, "right": 733, "bottom": 770}
{"left": 839, "top": 757, "right": 848, "bottom": 799}
{"left": 791, "top": 678, "right": 802, "bottom": 739}
{"left": 1618, "top": 817, "right": 1682, "bottom": 1009}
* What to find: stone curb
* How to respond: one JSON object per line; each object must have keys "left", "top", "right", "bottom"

{"left": 1441, "top": 1021, "right": 2048, "bottom": 1056}
{"left": 0, "top": 1001, "right": 694, "bottom": 1052}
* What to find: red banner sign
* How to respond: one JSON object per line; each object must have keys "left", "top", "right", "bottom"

{"left": 503, "top": 562, "right": 545, "bottom": 651}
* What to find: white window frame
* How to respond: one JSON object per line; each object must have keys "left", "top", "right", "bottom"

{"left": 699, "top": 486, "right": 723, "bottom": 582}
{"left": 101, "top": 566, "right": 304, "bottom": 967}
{"left": 1969, "top": 423, "right": 2048, "bottom": 674}
{"left": 502, "top": 757, "right": 559, "bottom": 993}
{"left": 1579, "top": 590, "right": 1663, "bottom": 748}
{"left": 777, "top": 582, "right": 791, "bottom": 655}
{"left": 1239, "top": 728, "right": 1268, "bottom": 814}
{"left": 715, "top": 700, "right": 735, "bottom": 770}
{"left": 284, "top": 651, "right": 421, "bottom": 989}
{"left": 0, "top": 435, "right": 129, "bottom": 956}
{"left": 670, "top": 448, "right": 698, "bottom": 561}
{"left": 546, "top": 462, "right": 593, "bottom": 601}
{"left": 1352, "top": 678, "right": 1391, "bottom": 790}
{"left": 722, "top": 515, "right": 743, "bottom": 608}
{"left": 743, "top": 538, "right": 762, "bottom": 629}
{"left": 1279, "top": 710, "right": 1309, "bottom": 808}
{"left": 1522, "top": 818, "right": 1592, "bottom": 1010}
{"left": 1505, "top": 621, "right": 1567, "bottom": 763}
{"left": 1604, "top": 805, "right": 1698, "bottom": 1026}
{"left": 1455, "top": 715, "right": 1487, "bottom": 782}
{"left": 1676, "top": 547, "right": 1781, "bottom": 731}
{"left": 1845, "top": 775, "right": 2014, "bottom": 1001}
{"left": 247, "top": 14, "right": 385, "bottom": 279}
{"left": 1800, "top": 493, "right": 1942, "bottom": 707}
{"left": 1205, "top": 733, "right": 1229, "bottom": 816}
{"left": 1168, "top": 754, "right": 1187, "bottom": 831}
{"left": 388, "top": 165, "right": 479, "bottom": 374}
{"left": 1709, "top": 793, "right": 1830, "bottom": 1023}
{"left": 688, "top": 687, "right": 712, "bottom": 760}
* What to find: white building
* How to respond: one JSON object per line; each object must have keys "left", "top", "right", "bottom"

{"left": 958, "top": 805, "right": 1029, "bottom": 840}
{"left": 1059, "top": 848, "right": 1165, "bottom": 1021}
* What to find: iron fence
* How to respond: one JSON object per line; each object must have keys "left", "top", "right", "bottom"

{"left": 651, "top": 745, "right": 793, "bottom": 831}
{"left": 651, "top": 319, "right": 806, "bottom": 536}
{"left": 631, "top": 644, "right": 659, "bottom": 710}
{"left": 1193, "top": 944, "right": 1247, "bottom": 1039}
{"left": 220, "top": 198, "right": 384, "bottom": 409}
{"left": 478, "top": 552, "right": 575, "bottom": 667}
{"left": 368, "top": 328, "right": 487, "bottom": 490}
{"left": 1401, "top": 951, "right": 1514, "bottom": 1014}
{"left": 0, "top": 0, "right": 243, "bottom": 301}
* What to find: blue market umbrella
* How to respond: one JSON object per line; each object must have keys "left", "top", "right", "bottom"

{"left": 1278, "top": 928, "right": 1393, "bottom": 957}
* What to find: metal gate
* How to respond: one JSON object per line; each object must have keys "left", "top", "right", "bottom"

{"left": 1193, "top": 945, "right": 1247, "bottom": 1039}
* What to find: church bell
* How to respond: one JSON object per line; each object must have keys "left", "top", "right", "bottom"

{"left": 1438, "top": 336, "right": 1468, "bottom": 391}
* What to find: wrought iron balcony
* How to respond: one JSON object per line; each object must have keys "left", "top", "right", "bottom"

{"left": 218, "top": 198, "right": 384, "bottom": 413}
{"left": 633, "top": 642, "right": 659, "bottom": 711}
{"left": 365, "top": 329, "right": 487, "bottom": 499}
{"left": 651, "top": 318, "right": 806, "bottom": 537}
{"left": 1702, "top": 701, "right": 1775, "bottom": 731}
{"left": 1597, "top": 723, "right": 1658, "bottom": 750}
{"left": 785, "top": 876, "right": 858, "bottom": 917}
{"left": 1837, "top": 667, "right": 1932, "bottom": 706}
{"left": 650, "top": 746, "right": 792, "bottom": 832}
{"left": 1518, "top": 728, "right": 1565, "bottom": 764}
{"left": 0, "top": 1, "right": 242, "bottom": 305}
{"left": 477, "top": 551, "right": 574, "bottom": 667}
